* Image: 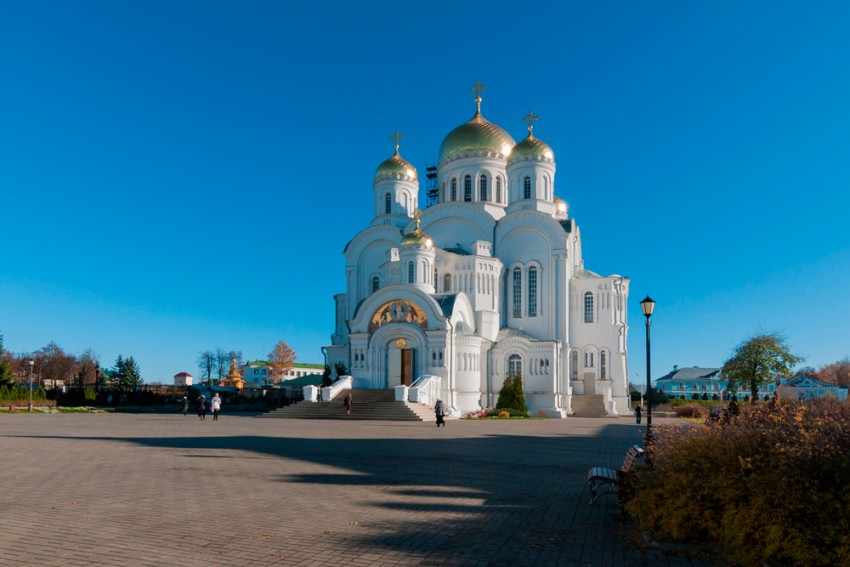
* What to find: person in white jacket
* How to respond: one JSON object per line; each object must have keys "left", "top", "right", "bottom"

{"left": 211, "top": 393, "right": 222, "bottom": 421}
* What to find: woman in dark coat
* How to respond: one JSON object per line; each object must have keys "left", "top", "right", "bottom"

{"left": 435, "top": 399, "right": 445, "bottom": 427}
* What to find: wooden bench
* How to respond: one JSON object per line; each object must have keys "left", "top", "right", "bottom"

{"left": 587, "top": 444, "right": 645, "bottom": 505}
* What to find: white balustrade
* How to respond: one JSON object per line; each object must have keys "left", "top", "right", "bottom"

{"left": 321, "top": 375, "right": 353, "bottom": 402}
{"left": 409, "top": 375, "right": 442, "bottom": 407}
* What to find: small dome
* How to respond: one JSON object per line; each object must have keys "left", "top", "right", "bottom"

{"left": 554, "top": 196, "right": 568, "bottom": 217}
{"left": 400, "top": 228, "right": 432, "bottom": 248}
{"left": 508, "top": 133, "right": 554, "bottom": 164}
{"left": 375, "top": 150, "right": 418, "bottom": 181}
{"left": 439, "top": 111, "right": 515, "bottom": 164}
{"left": 400, "top": 214, "right": 433, "bottom": 248}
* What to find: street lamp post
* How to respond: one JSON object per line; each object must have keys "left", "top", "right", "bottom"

{"left": 640, "top": 296, "right": 656, "bottom": 444}
{"left": 27, "top": 359, "right": 35, "bottom": 412}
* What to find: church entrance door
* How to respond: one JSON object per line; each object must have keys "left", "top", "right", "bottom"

{"left": 401, "top": 349, "right": 414, "bottom": 386}
{"left": 584, "top": 373, "right": 596, "bottom": 395}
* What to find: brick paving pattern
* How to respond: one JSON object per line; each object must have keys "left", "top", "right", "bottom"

{"left": 0, "top": 413, "right": 721, "bottom": 566}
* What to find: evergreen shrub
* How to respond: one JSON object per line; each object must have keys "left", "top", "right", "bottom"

{"left": 625, "top": 398, "right": 850, "bottom": 567}
{"left": 495, "top": 372, "right": 528, "bottom": 416}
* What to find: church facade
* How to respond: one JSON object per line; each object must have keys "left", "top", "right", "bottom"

{"left": 325, "top": 85, "right": 630, "bottom": 417}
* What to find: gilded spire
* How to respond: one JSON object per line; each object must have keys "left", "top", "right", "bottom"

{"left": 390, "top": 130, "right": 404, "bottom": 154}
{"left": 470, "top": 80, "right": 486, "bottom": 115}
{"left": 522, "top": 111, "right": 539, "bottom": 138}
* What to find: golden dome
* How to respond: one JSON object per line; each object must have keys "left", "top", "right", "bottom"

{"left": 400, "top": 213, "right": 433, "bottom": 248}
{"left": 439, "top": 110, "right": 516, "bottom": 164}
{"left": 375, "top": 150, "right": 418, "bottom": 181}
{"left": 508, "top": 133, "right": 554, "bottom": 163}
{"left": 400, "top": 228, "right": 432, "bottom": 248}
{"left": 554, "top": 196, "right": 568, "bottom": 215}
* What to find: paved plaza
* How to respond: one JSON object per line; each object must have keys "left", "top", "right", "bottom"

{"left": 0, "top": 412, "right": 719, "bottom": 566}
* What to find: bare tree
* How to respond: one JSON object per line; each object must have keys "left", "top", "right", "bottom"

{"left": 76, "top": 349, "right": 100, "bottom": 387}
{"left": 197, "top": 350, "right": 216, "bottom": 384}
{"left": 227, "top": 350, "right": 243, "bottom": 368}
{"left": 36, "top": 342, "right": 77, "bottom": 390}
{"left": 819, "top": 357, "right": 850, "bottom": 386}
{"left": 214, "top": 347, "right": 229, "bottom": 383}
{"left": 267, "top": 340, "right": 296, "bottom": 383}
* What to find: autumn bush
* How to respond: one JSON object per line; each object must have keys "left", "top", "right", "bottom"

{"left": 625, "top": 398, "right": 850, "bottom": 566}
{"left": 671, "top": 403, "right": 707, "bottom": 419}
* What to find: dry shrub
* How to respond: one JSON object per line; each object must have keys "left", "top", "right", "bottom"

{"left": 626, "top": 398, "right": 850, "bottom": 567}
{"left": 672, "top": 404, "right": 707, "bottom": 419}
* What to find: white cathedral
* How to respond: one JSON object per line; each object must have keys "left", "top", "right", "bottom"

{"left": 324, "top": 84, "right": 631, "bottom": 417}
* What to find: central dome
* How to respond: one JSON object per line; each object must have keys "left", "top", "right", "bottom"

{"left": 439, "top": 111, "right": 516, "bottom": 164}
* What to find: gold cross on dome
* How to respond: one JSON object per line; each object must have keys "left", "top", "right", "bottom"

{"left": 522, "top": 111, "right": 539, "bottom": 134}
{"left": 390, "top": 130, "right": 403, "bottom": 151}
{"left": 471, "top": 81, "right": 486, "bottom": 113}
{"left": 412, "top": 207, "right": 422, "bottom": 229}
{"left": 471, "top": 80, "right": 486, "bottom": 98}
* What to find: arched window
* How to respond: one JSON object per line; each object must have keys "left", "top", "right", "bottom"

{"left": 451, "top": 178, "right": 457, "bottom": 201}
{"left": 479, "top": 175, "right": 488, "bottom": 201}
{"left": 371, "top": 276, "right": 380, "bottom": 293}
{"left": 407, "top": 261, "right": 414, "bottom": 284}
{"left": 585, "top": 352, "right": 594, "bottom": 367}
{"left": 496, "top": 177, "right": 502, "bottom": 203}
{"left": 523, "top": 176, "right": 532, "bottom": 199}
{"left": 584, "top": 292, "right": 594, "bottom": 323}
{"left": 464, "top": 175, "right": 472, "bottom": 201}
{"left": 508, "top": 354, "right": 522, "bottom": 378}
{"left": 572, "top": 351, "right": 579, "bottom": 380}
{"left": 443, "top": 273, "right": 452, "bottom": 292}
{"left": 600, "top": 351, "right": 607, "bottom": 379}
{"left": 512, "top": 267, "right": 522, "bottom": 318}
{"left": 434, "top": 267, "right": 438, "bottom": 287}
{"left": 385, "top": 193, "right": 392, "bottom": 214}
{"left": 528, "top": 266, "right": 538, "bottom": 317}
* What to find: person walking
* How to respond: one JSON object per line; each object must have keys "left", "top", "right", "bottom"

{"left": 344, "top": 392, "right": 352, "bottom": 416}
{"left": 182, "top": 395, "right": 189, "bottom": 416}
{"left": 435, "top": 399, "right": 445, "bottom": 427}
{"left": 634, "top": 403, "right": 642, "bottom": 424}
{"left": 197, "top": 394, "right": 206, "bottom": 420}
{"left": 211, "top": 393, "right": 222, "bottom": 421}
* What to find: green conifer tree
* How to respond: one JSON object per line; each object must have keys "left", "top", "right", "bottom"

{"left": 0, "top": 335, "right": 15, "bottom": 388}
{"left": 121, "top": 356, "right": 143, "bottom": 390}
{"left": 496, "top": 372, "right": 528, "bottom": 416}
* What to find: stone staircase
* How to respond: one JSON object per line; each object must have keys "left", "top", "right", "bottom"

{"left": 264, "top": 389, "right": 426, "bottom": 421}
{"left": 570, "top": 394, "right": 607, "bottom": 417}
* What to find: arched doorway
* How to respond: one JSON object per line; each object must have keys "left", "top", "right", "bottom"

{"left": 387, "top": 337, "right": 416, "bottom": 388}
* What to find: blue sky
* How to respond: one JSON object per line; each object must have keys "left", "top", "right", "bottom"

{"left": 2, "top": 1, "right": 848, "bottom": 383}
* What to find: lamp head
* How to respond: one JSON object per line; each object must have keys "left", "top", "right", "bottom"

{"left": 28, "top": 359, "right": 34, "bottom": 367}
{"left": 640, "top": 295, "right": 656, "bottom": 318}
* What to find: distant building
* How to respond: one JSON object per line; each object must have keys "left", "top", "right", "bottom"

{"left": 778, "top": 375, "right": 848, "bottom": 401}
{"left": 241, "top": 361, "right": 270, "bottom": 384}
{"left": 282, "top": 363, "right": 325, "bottom": 381}
{"left": 655, "top": 366, "right": 723, "bottom": 400}
{"left": 174, "top": 372, "right": 193, "bottom": 387}
{"left": 241, "top": 361, "right": 324, "bottom": 384}
{"left": 655, "top": 365, "right": 777, "bottom": 401}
